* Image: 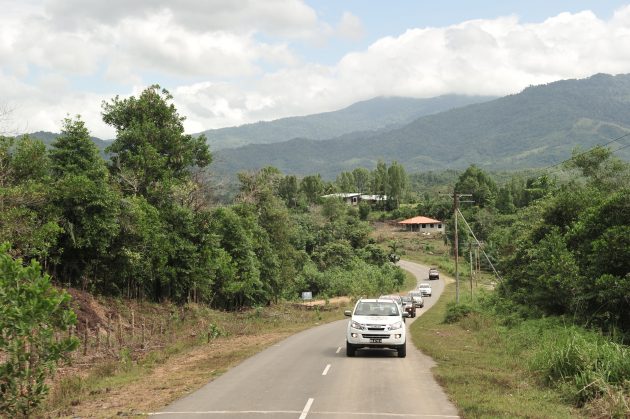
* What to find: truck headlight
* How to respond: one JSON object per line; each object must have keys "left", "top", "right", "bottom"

{"left": 388, "top": 321, "right": 403, "bottom": 330}
{"left": 351, "top": 320, "right": 366, "bottom": 330}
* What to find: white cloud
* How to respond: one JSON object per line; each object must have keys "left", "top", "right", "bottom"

{"left": 43, "top": 0, "right": 321, "bottom": 38}
{"left": 3, "top": 2, "right": 630, "bottom": 139}
{"left": 337, "top": 12, "right": 365, "bottom": 41}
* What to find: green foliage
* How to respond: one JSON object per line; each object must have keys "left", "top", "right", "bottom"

{"left": 49, "top": 117, "right": 120, "bottom": 288}
{"left": 530, "top": 327, "right": 630, "bottom": 407}
{"left": 0, "top": 244, "right": 78, "bottom": 417}
{"left": 215, "top": 74, "right": 630, "bottom": 178}
{"left": 444, "top": 302, "right": 477, "bottom": 324}
{"left": 103, "top": 84, "right": 211, "bottom": 199}
{"left": 455, "top": 165, "right": 498, "bottom": 208}
{"left": 0, "top": 136, "right": 61, "bottom": 260}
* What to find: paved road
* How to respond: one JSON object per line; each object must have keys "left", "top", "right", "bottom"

{"left": 153, "top": 260, "right": 459, "bottom": 418}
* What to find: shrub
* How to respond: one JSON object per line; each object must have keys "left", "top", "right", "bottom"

{"left": 530, "top": 328, "right": 630, "bottom": 406}
{"left": 444, "top": 302, "right": 477, "bottom": 324}
{"left": 0, "top": 244, "right": 79, "bottom": 417}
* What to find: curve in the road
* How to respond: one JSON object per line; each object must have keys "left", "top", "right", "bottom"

{"left": 154, "top": 259, "right": 459, "bottom": 419}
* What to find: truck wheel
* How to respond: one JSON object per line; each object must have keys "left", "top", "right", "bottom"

{"left": 398, "top": 343, "right": 406, "bottom": 358}
{"left": 346, "top": 341, "right": 356, "bottom": 357}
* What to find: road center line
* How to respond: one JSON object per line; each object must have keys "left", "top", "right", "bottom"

{"left": 335, "top": 346, "right": 341, "bottom": 354}
{"left": 298, "top": 398, "right": 314, "bottom": 419}
{"left": 322, "top": 364, "right": 331, "bottom": 375}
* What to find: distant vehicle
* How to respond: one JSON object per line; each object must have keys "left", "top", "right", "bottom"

{"left": 417, "top": 282, "right": 432, "bottom": 297}
{"left": 400, "top": 295, "right": 416, "bottom": 318}
{"left": 428, "top": 268, "right": 440, "bottom": 280}
{"left": 345, "top": 298, "right": 407, "bottom": 357}
{"left": 408, "top": 291, "right": 424, "bottom": 308}
{"left": 379, "top": 295, "right": 404, "bottom": 311}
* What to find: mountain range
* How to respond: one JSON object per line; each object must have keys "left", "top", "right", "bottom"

{"left": 213, "top": 73, "right": 630, "bottom": 178}
{"left": 27, "top": 73, "right": 630, "bottom": 180}
{"left": 198, "top": 95, "right": 495, "bottom": 150}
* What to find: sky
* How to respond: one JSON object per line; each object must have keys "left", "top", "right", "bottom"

{"left": 2, "top": 0, "right": 630, "bottom": 139}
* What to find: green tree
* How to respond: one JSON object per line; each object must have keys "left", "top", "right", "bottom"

{"left": 455, "top": 165, "right": 497, "bottom": 208}
{"left": 0, "top": 243, "right": 78, "bottom": 417}
{"left": 209, "top": 207, "right": 263, "bottom": 309}
{"left": 370, "top": 160, "right": 389, "bottom": 204}
{"left": 0, "top": 136, "right": 61, "bottom": 261}
{"left": 352, "top": 167, "right": 370, "bottom": 193}
{"left": 300, "top": 174, "right": 324, "bottom": 204}
{"left": 386, "top": 161, "right": 407, "bottom": 209}
{"left": 278, "top": 174, "right": 302, "bottom": 209}
{"left": 102, "top": 85, "right": 211, "bottom": 199}
{"left": 335, "top": 171, "right": 356, "bottom": 192}
{"left": 49, "top": 117, "right": 120, "bottom": 289}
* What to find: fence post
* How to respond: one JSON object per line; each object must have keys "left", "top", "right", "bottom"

{"left": 83, "top": 319, "right": 89, "bottom": 356}
{"left": 95, "top": 324, "right": 101, "bottom": 353}
{"left": 106, "top": 314, "right": 111, "bottom": 349}
{"left": 141, "top": 319, "right": 145, "bottom": 349}
{"left": 131, "top": 310, "right": 135, "bottom": 340}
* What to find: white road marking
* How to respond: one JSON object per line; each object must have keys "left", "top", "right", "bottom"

{"left": 149, "top": 410, "right": 300, "bottom": 415}
{"left": 322, "top": 364, "right": 331, "bottom": 375}
{"left": 312, "top": 412, "right": 459, "bottom": 418}
{"left": 150, "top": 410, "right": 458, "bottom": 417}
{"left": 335, "top": 346, "right": 341, "bottom": 354}
{"left": 298, "top": 398, "right": 314, "bottom": 419}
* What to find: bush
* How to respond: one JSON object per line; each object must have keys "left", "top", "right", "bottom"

{"left": 444, "top": 302, "right": 477, "bottom": 324}
{"left": 530, "top": 327, "right": 630, "bottom": 406}
{"left": 0, "top": 244, "right": 79, "bottom": 417}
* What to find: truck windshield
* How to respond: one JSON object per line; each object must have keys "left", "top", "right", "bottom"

{"left": 354, "top": 302, "right": 399, "bottom": 316}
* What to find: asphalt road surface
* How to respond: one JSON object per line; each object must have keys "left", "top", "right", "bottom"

{"left": 153, "top": 260, "right": 459, "bottom": 418}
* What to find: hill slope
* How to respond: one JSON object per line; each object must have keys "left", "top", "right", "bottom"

{"left": 214, "top": 73, "right": 630, "bottom": 178}
{"left": 199, "top": 95, "right": 495, "bottom": 150}
{"left": 28, "top": 131, "right": 110, "bottom": 153}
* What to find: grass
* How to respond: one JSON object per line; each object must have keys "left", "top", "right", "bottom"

{"left": 410, "top": 283, "right": 583, "bottom": 418}
{"left": 378, "top": 222, "right": 630, "bottom": 418}
{"left": 41, "top": 301, "right": 351, "bottom": 418}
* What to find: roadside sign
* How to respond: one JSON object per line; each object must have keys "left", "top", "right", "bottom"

{"left": 301, "top": 291, "right": 313, "bottom": 300}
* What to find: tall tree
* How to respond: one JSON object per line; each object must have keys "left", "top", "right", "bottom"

{"left": 455, "top": 165, "right": 497, "bottom": 208}
{"left": 386, "top": 161, "right": 407, "bottom": 209}
{"left": 352, "top": 167, "right": 370, "bottom": 193}
{"left": 0, "top": 136, "right": 61, "bottom": 261}
{"left": 102, "top": 85, "right": 211, "bottom": 199}
{"left": 49, "top": 117, "right": 120, "bottom": 289}
{"left": 335, "top": 171, "right": 355, "bottom": 192}
{"left": 300, "top": 174, "right": 324, "bottom": 204}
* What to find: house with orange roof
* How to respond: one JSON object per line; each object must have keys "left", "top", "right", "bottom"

{"left": 398, "top": 216, "right": 445, "bottom": 234}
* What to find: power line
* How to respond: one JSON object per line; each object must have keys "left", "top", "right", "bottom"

{"left": 541, "top": 131, "right": 630, "bottom": 174}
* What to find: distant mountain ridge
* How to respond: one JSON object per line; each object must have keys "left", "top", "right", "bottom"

{"left": 199, "top": 95, "right": 495, "bottom": 150}
{"left": 213, "top": 73, "right": 630, "bottom": 178}
{"left": 27, "top": 131, "right": 110, "bottom": 153}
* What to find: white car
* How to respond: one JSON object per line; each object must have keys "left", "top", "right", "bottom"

{"left": 417, "top": 282, "right": 432, "bottom": 297}
{"left": 345, "top": 298, "right": 407, "bottom": 358}
{"left": 408, "top": 291, "right": 424, "bottom": 308}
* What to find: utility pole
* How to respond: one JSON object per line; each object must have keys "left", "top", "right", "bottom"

{"left": 446, "top": 191, "right": 472, "bottom": 304}
{"left": 469, "top": 242, "right": 473, "bottom": 299}
{"left": 453, "top": 192, "right": 459, "bottom": 304}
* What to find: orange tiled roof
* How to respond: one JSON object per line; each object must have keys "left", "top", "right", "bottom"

{"left": 398, "top": 216, "right": 442, "bottom": 224}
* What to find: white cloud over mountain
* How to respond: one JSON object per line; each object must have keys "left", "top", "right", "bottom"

{"left": 1, "top": 1, "right": 630, "bottom": 139}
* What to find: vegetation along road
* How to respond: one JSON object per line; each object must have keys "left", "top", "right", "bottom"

{"left": 153, "top": 260, "right": 458, "bottom": 419}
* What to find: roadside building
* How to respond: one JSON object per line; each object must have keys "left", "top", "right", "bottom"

{"left": 398, "top": 216, "right": 444, "bottom": 234}
{"left": 321, "top": 193, "right": 387, "bottom": 206}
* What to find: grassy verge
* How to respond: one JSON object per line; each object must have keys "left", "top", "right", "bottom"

{"left": 410, "top": 283, "right": 582, "bottom": 418}
{"left": 41, "top": 301, "right": 350, "bottom": 418}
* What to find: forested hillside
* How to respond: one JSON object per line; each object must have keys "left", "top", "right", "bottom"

{"left": 214, "top": 73, "right": 630, "bottom": 177}
{"left": 29, "top": 130, "right": 110, "bottom": 153}
{"left": 199, "top": 95, "right": 494, "bottom": 150}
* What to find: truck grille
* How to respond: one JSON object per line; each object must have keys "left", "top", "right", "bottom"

{"left": 362, "top": 334, "right": 390, "bottom": 339}
{"left": 367, "top": 324, "right": 386, "bottom": 330}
